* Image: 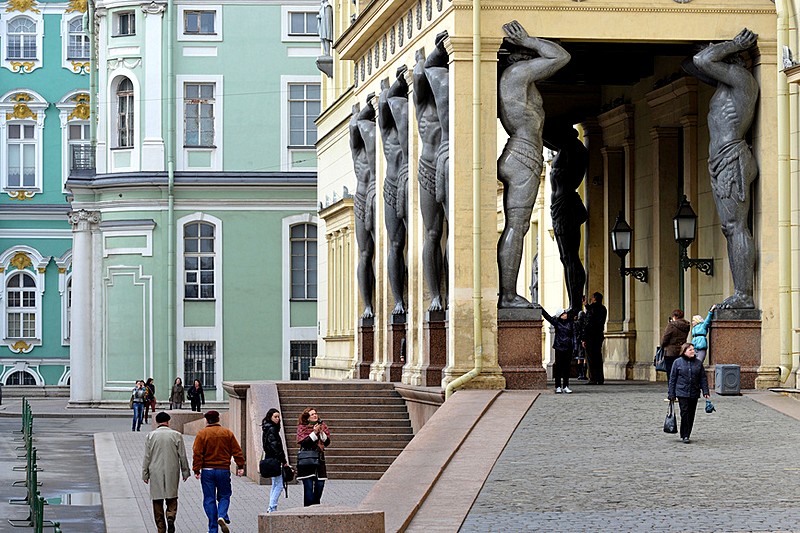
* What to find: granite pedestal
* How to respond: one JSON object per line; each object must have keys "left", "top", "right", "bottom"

{"left": 707, "top": 309, "right": 761, "bottom": 389}
{"left": 420, "top": 310, "right": 447, "bottom": 387}
{"left": 388, "top": 314, "right": 406, "bottom": 382}
{"left": 358, "top": 317, "right": 375, "bottom": 380}
{"left": 497, "top": 307, "right": 545, "bottom": 389}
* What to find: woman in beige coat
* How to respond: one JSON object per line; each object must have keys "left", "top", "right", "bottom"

{"left": 142, "top": 412, "right": 191, "bottom": 533}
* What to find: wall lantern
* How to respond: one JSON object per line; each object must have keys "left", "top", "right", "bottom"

{"left": 672, "top": 195, "right": 714, "bottom": 276}
{"left": 610, "top": 212, "right": 648, "bottom": 283}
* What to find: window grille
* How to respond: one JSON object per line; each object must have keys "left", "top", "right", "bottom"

{"left": 290, "top": 341, "right": 317, "bottom": 381}
{"left": 6, "top": 371, "right": 35, "bottom": 385}
{"left": 184, "top": 341, "right": 215, "bottom": 390}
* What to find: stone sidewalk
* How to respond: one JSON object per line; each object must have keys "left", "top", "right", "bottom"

{"left": 462, "top": 382, "right": 800, "bottom": 533}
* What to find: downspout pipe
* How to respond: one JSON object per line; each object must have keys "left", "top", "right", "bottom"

{"left": 166, "top": 0, "right": 177, "bottom": 381}
{"left": 445, "top": 0, "right": 482, "bottom": 399}
{"left": 777, "top": 0, "right": 793, "bottom": 382}
{"left": 87, "top": 0, "right": 96, "bottom": 161}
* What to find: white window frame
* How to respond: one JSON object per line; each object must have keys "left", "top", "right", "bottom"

{"left": 289, "top": 222, "right": 318, "bottom": 301}
{"left": 57, "top": 91, "right": 92, "bottom": 192}
{"left": 0, "top": 90, "right": 47, "bottom": 197}
{"left": 177, "top": 4, "right": 222, "bottom": 42}
{"left": 280, "top": 75, "right": 319, "bottom": 171}
{"left": 55, "top": 249, "right": 72, "bottom": 346}
{"left": 182, "top": 220, "right": 216, "bottom": 300}
{"left": 114, "top": 10, "right": 136, "bottom": 37}
{"left": 183, "top": 82, "right": 215, "bottom": 148}
{"left": 280, "top": 5, "right": 319, "bottom": 43}
{"left": 61, "top": 14, "right": 90, "bottom": 72}
{"left": 0, "top": 13, "right": 43, "bottom": 73}
{"left": 0, "top": 245, "right": 47, "bottom": 353}
{"left": 176, "top": 75, "right": 222, "bottom": 170}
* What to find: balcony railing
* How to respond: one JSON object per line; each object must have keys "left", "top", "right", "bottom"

{"left": 70, "top": 144, "right": 95, "bottom": 171}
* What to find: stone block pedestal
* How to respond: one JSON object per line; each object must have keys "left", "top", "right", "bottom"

{"left": 497, "top": 307, "right": 545, "bottom": 389}
{"left": 358, "top": 317, "right": 375, "bottom": 380}
{"left": 420, "top": 310, "right": 447, "bottom": 387}
{"left": 707, "top": 309, "right": 761, "bottom": 389}
{"left": 388, "top": 314, "right": 406, "bottom": 382}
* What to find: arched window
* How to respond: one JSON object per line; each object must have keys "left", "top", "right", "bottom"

{"left": 116, "top": 78, "right": 134, "bottom": 148}
{"left": 7, "top": 17, "right": 36, "bottom": 60}
{"left": 6, "top": 272, "right": 36, "bottom": 338}
{"left": 184, "top": 221, "right": 215, "bottom": 299}
{"left": 290, "top": 223, "right": 317, "bottom": 300}
{"left": 6, "top": 370, "right": 36, "bottom": 385}
{"left": 67, "top": 17, "right": 89, "bottom": 60}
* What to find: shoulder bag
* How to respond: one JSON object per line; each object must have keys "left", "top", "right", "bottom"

{"left": 654, "top": 346, "right": 667, "bottom": 373}
{"left": 663, "top": 401, "right": 677, "bottom": 434}
{"left": 297, "top": 449, "right": 320, "bottom": 468}
{"left": 259, "top": 456, "right": 282, "bottom": 478}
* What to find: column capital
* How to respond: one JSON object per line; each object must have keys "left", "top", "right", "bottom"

{"left": 68, "top": 209, "right": 101, "bottom": 230}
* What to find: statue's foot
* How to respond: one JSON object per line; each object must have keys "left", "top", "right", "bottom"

{"left": 498, "top": 294, "right": 533, "bottom": 309}
{"left": 391, "top": 302, "right": 406, "bottom": 315}
{"left": 428, "top": 296, "right": 443, "bottom": 312}
{"left": 718, "top": 292, "right": 755, "bottom": 309}
{"left": 361, "top": 307, "right": 375, "bottom": 319}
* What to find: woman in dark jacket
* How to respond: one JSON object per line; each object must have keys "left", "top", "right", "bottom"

{"left": 296, "top": 407, "right": 331, "bottom": 506}
{"left": 186, "top": 379, "right": 205, "bottom": 412}
{"left": 668, "top": 343, "right": 710, "bottom": 443}
{"left": 542, "top": 308, "right": 577, "bottom": 394}
{"left": 660, "top": 309, "right": 691, "bottom": 389}
{"left": 143, "top": 377, "right": 156, "bottom": 423}
{"left": 169, "top": 377, "right": 185, "bottom": 410}
{"left": 262, "top": 408, "right": 288, "bottom": 512}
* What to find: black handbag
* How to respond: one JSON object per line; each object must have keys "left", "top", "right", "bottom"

{"left": 282, "top": 464, "right": 295, "bottom": 483}
{"left": 259, "top": 457, "right": 281, "bottom": 478}
{"left": 654, "top": 346, "right": 667, "bottom": 372}
{"left": 297, "top": 449, "right": 320, "bottom": 468}
{"left": 663, "top": 401, "right": 677, "bottom": 434}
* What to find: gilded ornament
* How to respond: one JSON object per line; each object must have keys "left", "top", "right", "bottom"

{"left": 65, "top": 0, "right": 86, "bottom": 12}
{"left": 68, "top": 101, "right": 90, "bottom": 121}
{"left": 37, "top": 267, "right": 46, "bottom": 273}
{"left": 9, "top": 190, "right": 35, "bottom": 200}
{"left": 10, "top": 252, "right": 32, "bottom": 270}
{"left": 71, "top": 61, "right": 90, "bottom": 74}
{"left": 5, "top": 94, "right": 37, "bottom": 120}
{"left": 12, "top": 340, "right": 32, "bottom": 352}
{"left": 58, "top": 267, "right": 67, "bottom": 274}
{"left": 10, "top": 61, "right": 35, "bottom": 73}
{"left": 5, "top": 0, "right": 40, "bottom": 13}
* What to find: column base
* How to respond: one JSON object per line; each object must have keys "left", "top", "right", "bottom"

{"left": 496, "top": 308, "right": 546, "bottom": 390}
{"left": 420, "top": 310, "right": 447, "bottom": 387}
{"left": 358, "top": 317, "right": 375, "bottom": 380}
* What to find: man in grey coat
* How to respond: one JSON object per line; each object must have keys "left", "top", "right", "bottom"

{"left": 142, "top": 412, "right": 191, "bottom": 533}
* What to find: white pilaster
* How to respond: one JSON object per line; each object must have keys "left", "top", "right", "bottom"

{"left": 141, "top": 2, "right": 166, "bottom": 170}
{"left": 68, "top": 209, "right": 101, "bottom": 406}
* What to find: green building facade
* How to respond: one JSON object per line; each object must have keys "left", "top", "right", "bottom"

{"left": 0, "top": 0, "right": 90, "bottom": 388}
{"left": 66, "top": 0, "right": 321, "bottom": 405}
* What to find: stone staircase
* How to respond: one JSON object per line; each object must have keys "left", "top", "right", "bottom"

{"left": 276, "top": 381, "right": 414, "bottom": 480}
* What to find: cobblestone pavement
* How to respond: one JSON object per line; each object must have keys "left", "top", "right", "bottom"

{"left": 115, "top": 431, "right": 374, "bottom": 532}
{"left": 462, "top": 382, "right": 800, "bottom": 533}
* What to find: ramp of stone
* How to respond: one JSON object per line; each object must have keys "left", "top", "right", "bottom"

{"left": 277, "top": 381, "right": 414, "bottom": 480}
{"left": 359, "top": 389, "right": 537, "bottom": 532}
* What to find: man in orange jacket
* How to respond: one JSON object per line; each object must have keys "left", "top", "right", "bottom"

{"left": 192, "top": 410, "right": 245, "bottom": 533}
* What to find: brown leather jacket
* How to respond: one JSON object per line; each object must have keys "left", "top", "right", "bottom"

{"left": 660, "top": 318, "right": 690, "bottom": 359}
{"left": 192, "top": 423, "right": 245, "bottom": 474}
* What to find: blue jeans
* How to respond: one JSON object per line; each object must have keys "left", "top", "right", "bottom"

{"left": 201, "top": 469, "right": 232, "bottom": 532}
{"left": 132, "top": 402, "right": 143, "bottom": 431}
{"left": 268, "top": 474, "right": 283, "bottom": 512}
{"left": 302, "top": 477, "right": 325, "bottom": 506}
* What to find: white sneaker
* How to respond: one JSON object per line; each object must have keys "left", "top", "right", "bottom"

{"left": 555, "top": 387, "right": 562, "bottom": 394}
{"left": 563, "top": 387, "right": 572, "bottom": 394}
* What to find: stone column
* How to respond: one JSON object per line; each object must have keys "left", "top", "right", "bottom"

{"left": 68, "top": 209, "right": 100, "bottom": 406}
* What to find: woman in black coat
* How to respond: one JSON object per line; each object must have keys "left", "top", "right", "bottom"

{"left": 186, "top": 379, "right": 205, "bottom": 412}
{"left": 296, "top": 407, "right": 331, "bottom": 506}
{"left": 262, "top": 408, "right": 287, "bottom": 512}
{"left": 542, "top": 308, "right": 578, "bottom": 394}
{"left": 668, "top": 343, "right": 710, "bottom": 444}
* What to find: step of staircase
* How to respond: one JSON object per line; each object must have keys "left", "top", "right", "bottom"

{"left": 277, "top": 381, "right": 414, "bottom": 480}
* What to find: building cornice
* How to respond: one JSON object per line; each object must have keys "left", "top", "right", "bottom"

{"left": 67, "top": 171, "right": 317, "bottom": 190}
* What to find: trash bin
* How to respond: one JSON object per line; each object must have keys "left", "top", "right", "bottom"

{"left": 715, "top": 364, "right": 741, "bottom": 395}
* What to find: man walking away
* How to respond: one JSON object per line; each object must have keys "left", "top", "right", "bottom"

{"left": 582, "top": 292, "right": 607, "bottom": 384}
{"left": 142, "top": 412, "right": 190, "bottom": 533}
{"left": 192, "top": 410, "right": 245, "bottom": 533}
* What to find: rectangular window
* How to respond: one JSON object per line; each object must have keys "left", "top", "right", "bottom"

{"left": 290, "top": 341, "right": 317, "bottom": 380}
{"left": 116, "top": 12, "right": 135, "bottom": 36}
{"left": 288, "top": 12, "right": 317, "bottom": 36}
{"left": 184, "top": 10, "right": 215, "bottom": 34}
{"left": 288, "top": 83, "right": 320, "bottom": 147}
{"left": 184, "top": 83, "right": 215, "bottom": 147}
{"left": 184, "top": 341, "right": 215, "bottom": 390}
{"left": 290, "top": 223, "right": 317, "bottom": 300}
{"left": 7, "top": 124, "right": 36, "bottom": 188}
{"left": 184, "top": 221, "right": 215, "bottom": 299}
{"left": 69, "top": 123, "right": 93, "bottom": 171}
{"left": 68, "top": 33, "right": 90, "bottom": 59}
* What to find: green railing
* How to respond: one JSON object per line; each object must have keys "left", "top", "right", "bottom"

{"left": 8, "top": 398, "right": 61, "bottom": 532}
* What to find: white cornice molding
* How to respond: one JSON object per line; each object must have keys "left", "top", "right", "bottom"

{"left": 1, "top": 229, "right": 73, "bottom": 239}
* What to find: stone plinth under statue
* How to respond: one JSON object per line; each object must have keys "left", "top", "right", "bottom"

{"left": 359, "top": 317, "right": 375, "bottom": 380}
{"left": 420, "top": 310, "right": 447, "bottom": 387}
{"left": 497, "top": 307, "right": 545, "bottom": 389}
{"left": 707, "top": 308, "right": 761, "bottom": 389}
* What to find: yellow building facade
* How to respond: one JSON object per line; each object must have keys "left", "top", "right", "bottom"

{"left": 314, "top": 0, "right": 800, "bottom": 391}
